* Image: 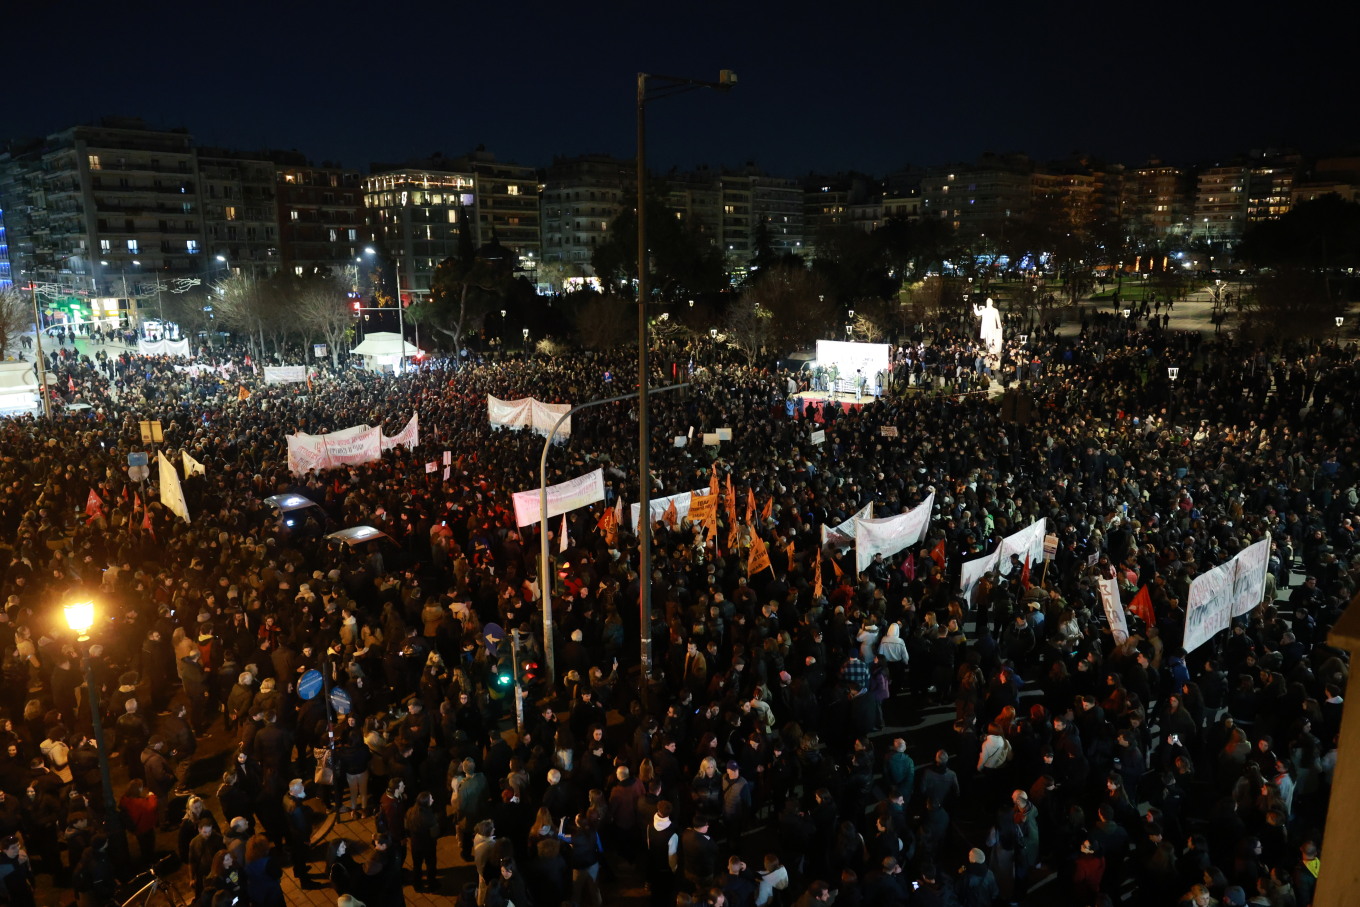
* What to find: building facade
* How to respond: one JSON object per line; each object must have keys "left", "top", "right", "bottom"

{"left": 920, "top": 154, "right": 1034, "bottom": 236}
{"left": 196, "top": 150, "right": 279, "bottom": 277}
{"left": 273, "top": 156, "right": 365, "bottom": 278}
{"left": 539, "top": 154, "right": 635, "bottom": 286}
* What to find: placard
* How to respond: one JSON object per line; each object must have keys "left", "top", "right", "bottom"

{"left": 810, "top": 430, "right": 826, "bottom": 445}
{"left": 716, "top": 428, "right": 733, "bottom": 441}
{"left": 1043, "top": 533, "right": 1059, "bottom": 558}
{"left": 880, "top": 425, "right": 899, "bottom": 438}
{"left": 673, "top": 436, "right": 688, "bottom": 448}
{"left": 702, "top": 433, "right": 720, "bottom": 446}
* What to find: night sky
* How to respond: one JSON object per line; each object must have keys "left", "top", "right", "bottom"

{"left": 8, "top": 0, "right": 1357, "bottom": 177}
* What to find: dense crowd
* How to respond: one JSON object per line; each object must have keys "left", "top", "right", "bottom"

{"left": 0, "top": 310, "right": 1354, "bottom": 907}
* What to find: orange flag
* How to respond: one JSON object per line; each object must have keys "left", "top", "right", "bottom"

{"left": 237, "top": 385, "right": 252, "bottom": 401}
{"left": 760, "top": 495, "right": 773, "bottom": 522}
{"left": 745, "top": 487, "right": 757, "bottom": 525}
{"left": 786, "top": 540, "right": 796, "bottom": 572}
{"left": 1129, "top": 585, "right": 1156, "bottom": 626}
{"left": 709, "top": 464, "right": 720, "bottom": 500}
{"left": 831, "top": 557, "right": 844, "bottom": 580}
{"left": 662, "top": 498, "right": 678, "bottom": 529}
{"left": 813, "top": 553, "right": 823, "bottom": 599}
{"left": 748, "top": 533, "right": 772, "bottom": 577}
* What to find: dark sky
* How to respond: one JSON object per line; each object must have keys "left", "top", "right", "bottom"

{"left": 8, "top": 0, "right": 1357, "bottom": 178}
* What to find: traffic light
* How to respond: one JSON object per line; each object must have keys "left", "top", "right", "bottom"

{"left": 352, "top": 301, "right": 361, "bottom": 314}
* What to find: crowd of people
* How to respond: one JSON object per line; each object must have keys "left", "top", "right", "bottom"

{"left": 0, "top": 307, "right": 1354, "bottom": 907}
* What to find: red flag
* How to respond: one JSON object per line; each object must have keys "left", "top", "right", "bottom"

{"left": 1020, "top": 554, "right": 1032, "bottom": 591}
{"left": 930, "top": 539, "right": 947, "bottom": 571}
{"left": 132, "top": 492, "right": 143, "bottom": 516}
{"left": 1129, "top": 585, "right": 1156, "bottom": 626}
{"left": 68, "top": 375, "right": 76, "bottom": 394}
{"left": 120, "top": 485, "right": 129, "bottom": 503}
{"left": 142, "top": 508, "right": 155, "bottom": 540}
{"left": 84, "top": 489, "right": 105, "bottom": 522}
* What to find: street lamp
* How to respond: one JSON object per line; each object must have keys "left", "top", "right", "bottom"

{"left": 64, "top": 601, "right": 122, "bottom": 859}
{"left": 1336, "top": 316, "right": 1345, "bottom": 345}
{"left": 363, "top": 247, "right": 407, "bottom": 372}
{"left": 635, "top": 68, "right": 735, "bottom": 701}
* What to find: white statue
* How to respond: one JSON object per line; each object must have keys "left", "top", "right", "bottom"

{"left": 973, "top": 297, "right": 1004, "bottom": 353}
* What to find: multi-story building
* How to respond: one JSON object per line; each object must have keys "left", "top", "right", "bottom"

{"left": 1245, "top": 151, "right": 1301, "bottom": 224}
{"left": 1291, "top": 155, "right": 1360, "bottom": 204}
{"left": 364, "top": 151, "right": 539, "bottom": 299}
{"left": 0, "top": 117, "right": 206, "bottom": 325}
{"left": 196, "top": 150, "right": 279, "bottom": 276}
{"left": 539, "top": 154, "right": 634, "bottom": 286}
{"left": 1125, "top": 161, "right": 1194, "bottom": 239}
{"left": 920, "top": 154, "right": 1034, "bottom": 236}
{"left": 273, "top": 155, "right": 365, "bottom": 278}
{"left": 1030, "top": 169, "right": 1096, "bottom": 233}
{"left": 1192, "top": 161, "right": 1249, "bottom": 243}
{"left": 719, "top": 166, "right": 803, "bottom": 266}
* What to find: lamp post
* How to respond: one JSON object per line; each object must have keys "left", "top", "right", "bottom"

{"left": 64, "top": 601, "right": 122, "bottom": 857}
{"left": 635, "top": 68, "right": 735, "bottom": 698}
{"left": 522, "top": 327, "right": 530, "bottom": 349}
{"left": 1336, "top": 316, "right": 1345, "bottom": 345}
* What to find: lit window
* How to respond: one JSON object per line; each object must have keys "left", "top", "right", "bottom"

{"left": 224, "top": 206, "right": 238, "bottom": 221}
{"left": 100, "top": 239, "right": 111, "bottom": 253}
{"left": 295, "top": 266, "right": 304, "bottom": 276}
{"left": 127, "top": 239, "right": 139, "bottom": 253}
{"left": 447, "top": 210, "right": 458, "bottom": 223}
{"left": 348, "top": 229, "right": 357, "bottom": 241}
{"left": 186, "top": 240, "right": 199, "bottom": 253}
{"left": 329, "top": 229, "right": 338, "bottom": 242}
{"left": 507, "top": 185, "right": 520, "bottom": 196}
{"left": 290, "top": 210, "right": 299, "bottom": 221}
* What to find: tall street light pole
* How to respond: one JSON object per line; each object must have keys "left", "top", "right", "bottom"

{"left": 635, "top": 69, "right": 736, "bottom": 703}
{"left": 64, "top": 601, "right": 123, "bottom": 862}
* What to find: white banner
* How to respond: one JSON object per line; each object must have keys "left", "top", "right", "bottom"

{"left": 182, "top": 451, "right": 206, "bottom": 476}
{"left": 263, "top": 365, "right": 307, "bottom": 385}
{"left": 821, "top": 502, "right": 873, "bottom": 548}
{"left": 854, "top": 492, "right": 935, "bottom": 574}
{"left": 629, "top": 488, "right": 711, "bottom": 530}
{"left": 512, "top": 468, "right": 606, "bottom": 528}
{"left": 1183, "top": 561, "right": 1234, "bottom": 654}
{"left": 1230, "top": 538, "right": 1271, "bottom": 617}
{"left": 380, "top": 413, "right": 419, "bottom": 451}
{"left": 1097, "top": 576, "right": 1129, "bottom": 644}
{"left": 998, "top": 517, "right": 1049, "bottom": 567}
{"left": 959, "top": 550, "right": 1000, "bottom": 604}
{"left": 157, "top": 450, "right": 191, "bottom": 522}
{"left": 137, "top": 338, "right": 191, "bottom": 357}
{"left": 286, "top": 416, "right": 418, "bottom": 474}
{"left": 488, "top": 396, "right": 572, "bottom": 437}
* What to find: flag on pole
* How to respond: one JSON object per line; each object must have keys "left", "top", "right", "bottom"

{"left": 662, "top": 498, "right": 678, "bottom": 529}
{"left": 182, "top": 451, "right": 206, "bottom": 477}
{"left": 1129, "top": 585, "right": 1156, "bottom": 626}
{"left": 813, "top": 552, "right": 823, "bottom": 599}
{"left": 831, "top": 557, "right": 844, "bottom": 580}
{"left": 156, "top": 450, "right": 191, "bottom": 523}
{"left": 142, "top": 508, "right": 155, "bottom": 540}
{"left": 745, "top": 487, "right": 757, "bottom": 524}
{"left": 84, "top": 489, "right": 105, "bottom": 524}
{"left": 747, "top": 532, "right": 772, "bottom": 577}
{"left": 237, "top": 385, "right": 252, "bottom": 401}
{"left": 760, "top": 495, "right": 773, "bottom": 522}
{"left": 133, "top": 492, "right": 143, "bottom": 516}
{"left": 709, "top": 463, "right": 719, "bottom": 500}
{"left": 930, "top": 539, "right": 947, "bottom": 571}
{"left": 120, "top": 485, "right": 129, "bottom": 504}
{"left": 1020, "top": 554, "right": 1032, "bottom": 591}
{"left": 559, "top": 513, "right": 569, "bottom": 553}
{"left": 786, "top": 540, "right": 796, "bottom": 572}
{"left": 725, "top": 474, "right": 738, "bottom": 528}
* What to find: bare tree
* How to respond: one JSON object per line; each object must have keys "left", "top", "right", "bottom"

{"left": 743, "top": 264, "right": 834, "bottom": 350}
{"left": 573, "top": 295, "right": 634, "bottom": 350}
{"left": 724, "top": 298, "right": 774, "bottom": 366}
{"left": 292, "top": 276, "right": 352, "bottom": 366}
{"left": 213, "top": 273, "right": 271, "bottom": 357}
{"left": 0, "top": 287, "right": 30, "bottom": 360}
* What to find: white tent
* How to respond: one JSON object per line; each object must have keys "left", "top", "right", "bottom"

{"left": 351, "top": 332, "right": 421, "bottom": 372}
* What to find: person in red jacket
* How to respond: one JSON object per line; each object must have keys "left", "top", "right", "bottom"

{"left": 119, "top": 779, "right": 159, "bottom": 867}
{"left": 1071, "top": 838, "right": 1105, "bottom": 903}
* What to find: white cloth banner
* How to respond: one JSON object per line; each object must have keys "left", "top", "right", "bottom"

{"left": 488, "top": 396, "right": 572, "bottom": 437}
{"left": 513, "top": 468, "right": 606, "bottom": 528}
{"left": 182, "top": 451, "right": 206, "bottom": 476}
{"left": 286, "top": 415, "right": 418, "bottom": 474}
{"left": 629, "top": 488, "right": 710, "bottom": 530}
{"left": 854, "top": 492, "right": 935, "bottom": 574}
{"left": 380, "top": 413, "right": 419, "bottom": 452}
{"left": 263, "top": 366, "right": 308, "bottom": 385}
{"left": 821, "top": 502, "right": 873, "bottom": 548}
{"left": 1097, "top": 577, "right": 1130, "bottom": 644}
{"left": 998, "top": 517, "right": 1049, "bottom": 567}
{"left": 137, "top": 338, "right": 191, "bottom": 357}
{"left": 157, "top": 450, "right": 191, "bottom": 522}
{"left": 959, "top": 551, "right": 1000, "bottom": 604}
{"left": 1230, "top": 538, "right": 1271, "bottom": 617}
{"left": 1183, "top": 561, "right": 1234, "bottom": 654}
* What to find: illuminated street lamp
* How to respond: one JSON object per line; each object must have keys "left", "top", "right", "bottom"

{"left": 64, "top": 601, "right": 122, "bottom": 860}
{"left": 1336, "top": 316, "right": 1345, "bottom": 345}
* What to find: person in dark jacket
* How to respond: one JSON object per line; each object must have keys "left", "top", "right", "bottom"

{"left": 404, "top": 790, "right": 441, "bottom": 891}
{"left": 282, "top": 779, "right": 317, "bottom": 888}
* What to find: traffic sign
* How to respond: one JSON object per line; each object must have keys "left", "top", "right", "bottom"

{"left": 329, "top": 687, "right": 352, "bottom": 715}
{"left": 127, "top": 465, "right": 150, "bottom": 482}
{"left": 127, "top": 452, "right": 148, "bottom": 467}
{"left": 297, "top": 670, "right": 323, "bottom": 701}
